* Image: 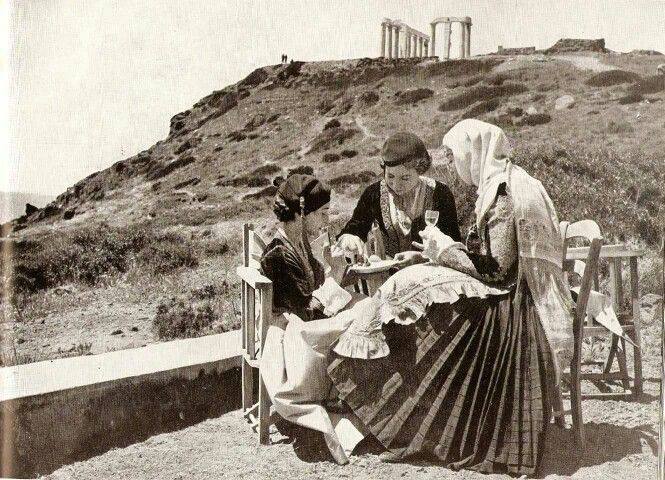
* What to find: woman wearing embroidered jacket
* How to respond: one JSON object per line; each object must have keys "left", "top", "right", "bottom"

{"left": 259, "top": 174, "right": 372, "bottom": 465}
{"left": 336, "top": 132, "right": 461, "bottom": 259}
{"left": 327, "top": 119, "right": 574, "bottom": 476}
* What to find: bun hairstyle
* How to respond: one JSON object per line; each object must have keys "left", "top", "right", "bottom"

{"left": 273, "top": 195, "right": 297, "bottom": 222}
{"left": 380, "top": 131, "right": 432, "bottom": 174}
{"left": 271, "top": 174, "right": 331, "bottom": 223}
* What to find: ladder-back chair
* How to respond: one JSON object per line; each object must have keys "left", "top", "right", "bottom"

{"left": 560, "top": 220, "right": 644, "bottom": 399}
{"left": 237, "top": 223, "right": 273, "bottom": 444}
{"left": 559, "top": 219, "right": 604, "bottom": 446}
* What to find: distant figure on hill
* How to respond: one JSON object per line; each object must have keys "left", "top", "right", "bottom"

{"left": 281, "top": 54, "right": 288, "bottom": 63}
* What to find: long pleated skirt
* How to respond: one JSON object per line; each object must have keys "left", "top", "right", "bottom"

{"left": 327, "top": 289, "right": 555, "bottom": 476}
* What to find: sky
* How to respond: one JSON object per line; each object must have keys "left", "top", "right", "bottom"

{"left": 5, "top": 0, "right": 665, "bottom": 196}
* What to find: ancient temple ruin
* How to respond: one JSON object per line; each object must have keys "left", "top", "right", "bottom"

{"left": 379, "top": 16, "right": 472, "bottom": 60}
{"left": 430, "top": 17, "right": 472, "bottom": 60}
{"left": 379, "top": 18, "right": 430, "bottom": 59}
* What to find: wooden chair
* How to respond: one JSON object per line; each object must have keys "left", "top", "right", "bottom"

{"left": 558, "top": 219, "right": 604, "bottom": 446}
{"left": 236, "top": 223, "right": 273, "bottom": 444}
{"left": 560, "top": 221, "right": 644, "bottom": 399}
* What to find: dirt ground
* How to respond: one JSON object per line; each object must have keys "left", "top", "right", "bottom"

{"left": 44, "top": 340, "right": 661, "bottom": 480}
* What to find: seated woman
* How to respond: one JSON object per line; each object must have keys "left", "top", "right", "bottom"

{"left": 327, "top": 120, "right": 574, "bottom": 476}
{"left": 258, "top": 174, "right": 370, "bottom": 464}
{"left": 336, "top": 132, "right": 461, "bottom": 259}
{"left": 261, "top": 174, "right": 332, "bottom": 321}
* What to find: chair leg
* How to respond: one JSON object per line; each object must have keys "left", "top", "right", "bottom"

{"left": 258, "top": 371, "right": 271, "bottom": 445}
{"left": 569, "top": 363, "right": 585, "bottom": 447}
{"left": 603, "top": 335, "right": 618, "bottom": 374}
{"left": 615, "top": 337, "right": 631, "bottom": 391}
{"left": 242, "top": 357, "right": 254, "bottom": 414}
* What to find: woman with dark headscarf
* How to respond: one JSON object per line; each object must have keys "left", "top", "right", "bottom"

{"left": 259, "top": 174, "right": 371, "bottom": 464}
{"left": 261, "top": 174, "right": 333, "bottom": 321}
{"left": 337, "top": 132, "right": 461, "bottom": 259}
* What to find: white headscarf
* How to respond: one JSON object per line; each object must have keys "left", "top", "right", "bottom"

{"left": 435, "top": 119, "right": 575, "bottom": 379}
{"left": 436, "top": 119, "right": 513, "bottom": 231}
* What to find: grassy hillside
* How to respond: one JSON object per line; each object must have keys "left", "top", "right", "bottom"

{"left": 2, "top": 51, "right": 664, "bottom": 366}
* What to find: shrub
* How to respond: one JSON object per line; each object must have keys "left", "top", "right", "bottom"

{"left": 322, "top": 153, "right": 341, "bottom": 163}
{"left": 358, "top": 90, "right": 380, "bottom": 106}
{"left": 153, "top": 282, "right": 239, "bottom": 340}
{"left": 136, "top": 233, "right": 198, "bottom": 275}
{"left": 317, "top": 98, "right": 334, "bottom": 114}
{"left": 439, "top": 82, "right": 528, "bottom": 111}
{"left": 288, "top": 165, "right": 315, "bottom": 176}
{"left": 514, "top": 113, "right": 552, "bottom": 126}
{"left": 323, "top": 118, "right": 341, "bottom": 130}
{"left": 251, "top": 163, "right": 281, "bottom": 176}
{"left": 395, "top": 88, "right": 434, "bottom": 105}
{"left": 329, "top": 170, "right": 377, "bottom": 187}
{"left": 628, "top": 75, "right": 665, "bottom": 95}
{"left": 585, "top": 70, "right": 642, "bottom": 87}
{"left": 512, "top": 142, "right": 665, "bottom": 246}
{"left": 3, "top": 223, "right": 208, "bottom": 297}
{"left": 606, "top": 120, "right": 634, "bottom": 134}
{"left": 306, "top": 127, "right": 359, "bottom": 154}
{"left": 618, "top": 92, "right": 643, "bottom": 105}
{"left": 461, "top": 98, "right": 501, "bottom": 119}
{"left": 340, "top": 149, "right": 358, "bottom": 158}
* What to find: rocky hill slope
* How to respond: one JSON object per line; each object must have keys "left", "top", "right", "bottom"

{"left": 2, "top": 47, "right": 665, "bottom": 365}
{"left": 5, "top": 52, "right": 665, "bottom": 243}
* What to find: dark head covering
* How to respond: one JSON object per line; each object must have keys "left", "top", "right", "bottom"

{"left": 381, "top": 132, "right": 431, "bottom": 168}
{"left": 276, "top": 174, "right": 331, "bottom": 216}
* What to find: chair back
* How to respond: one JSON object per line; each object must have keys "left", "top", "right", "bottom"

{"left": 244, "top": 223, "right": 266, "bottom": 269}
{"left": 240, "top": 223, "right": 272, "bottom": 362}
{"left": 561, "top": 220, "right": 604, "bottom": 332}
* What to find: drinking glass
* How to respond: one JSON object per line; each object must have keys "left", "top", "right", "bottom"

{"left": 425, "top": 210, "right": 439, "bottom": 227}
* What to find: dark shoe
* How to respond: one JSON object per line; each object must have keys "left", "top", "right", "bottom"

{"left": 378, "top": 450, "right": 403, "bottom": 463}
{"left": 324, "top": 398, "right": 351, "bottom": 414}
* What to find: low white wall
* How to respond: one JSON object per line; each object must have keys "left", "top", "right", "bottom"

{"left": 0, "top": 331, "right": 242, "bottom": 478}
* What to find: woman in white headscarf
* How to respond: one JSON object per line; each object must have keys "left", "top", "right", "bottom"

{"left": 327, "top": 119, "right": 574, "bottom": 476}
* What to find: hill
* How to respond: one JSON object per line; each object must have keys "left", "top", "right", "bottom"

{"left": 0, "top": 191, "right": 54, "bottom": 224}
{"left": 2, "top": 50, "right": 664, "bottom": 366}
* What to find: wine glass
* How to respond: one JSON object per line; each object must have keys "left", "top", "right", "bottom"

{"left": 425, "top": 209, "right": 439, "bottom": 227}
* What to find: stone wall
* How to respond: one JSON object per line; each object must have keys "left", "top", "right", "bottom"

{"left": 497, "top": 46, "right": 537, "bottom": 55}
{"left": 547, "top": 38, "right": 606, "bottom": 53}
{"left": 0, "top": 332, "right": 241, "bottom": 478}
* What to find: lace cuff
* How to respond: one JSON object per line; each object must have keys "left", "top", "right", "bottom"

{"left": 333, "top": 330, "right": 390, "bottom": 359}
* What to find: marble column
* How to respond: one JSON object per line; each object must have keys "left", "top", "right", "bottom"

{"left": 465, "top": 23, "right": 471, "bottom": 58}
{"left": 419, "top": 37, "right": 424, "bottom": 57}
{"left": 430, "top": 24, "right": 436, "bottom": 57}
{"left": 459, "top": 22, "right": 466, "bottom": 58}
{"left": 424, "top": 40, "right": 429, "bottom": 57}
{"left": 406, "top": 32, "right": 411, "bottom": 57}
{"left": 443, "top": 22, "right": 451, "bottom": 59}
{"left": 387, "top": 25, "right": 393, "bottom": 59}
{"left": 393, "top": 26, "right": 400, "bottom": 58}
{"left": 380, "top": 23, "right": 386, "bottom": 57}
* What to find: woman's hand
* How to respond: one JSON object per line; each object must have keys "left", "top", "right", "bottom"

{"left": 394, "top": 250, "right": 428, "bottom": 268}
{"left": 336, "top": 234, "right": 365, "bottom": 257}
{"left": 420, "top": 225, "right": 457, "bottom": 261}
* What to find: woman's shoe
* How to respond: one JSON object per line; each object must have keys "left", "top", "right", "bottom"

{"left": 378, "top": 450, "right": 403, "bottom": 463}
{"left": 323, "top": 398, "right": 351, "bottom": 414}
